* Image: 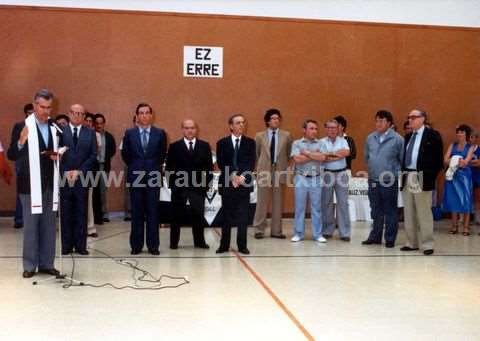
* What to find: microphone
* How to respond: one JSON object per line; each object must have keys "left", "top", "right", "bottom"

{"left": 48, "top": 118, "right": 63, "bottom": 135}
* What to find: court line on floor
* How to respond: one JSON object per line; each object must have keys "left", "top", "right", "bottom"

{"left": 212, "top": 228, "right": 315, "bottom": 341}
{"left": 1, "top": 253, "right": 480, "bottom": 259}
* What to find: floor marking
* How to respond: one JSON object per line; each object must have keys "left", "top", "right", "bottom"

{"left": 213, "top": 228, "right": 315, "bottom": 341}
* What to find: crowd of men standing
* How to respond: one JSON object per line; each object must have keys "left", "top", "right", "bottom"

{"left": 3, "top": 88, "right": 479, "bottom": 279}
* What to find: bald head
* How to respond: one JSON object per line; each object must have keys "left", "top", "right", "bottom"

{"left": 69, "top": 104, "right": 86, "bottom": 126}
{"left": 181, "top": 119, "right": 198, "bottom": 140}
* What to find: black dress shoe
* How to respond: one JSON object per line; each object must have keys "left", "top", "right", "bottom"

{"left": 400, "top": 246, "right": 419, "bottom": 251}
{"left": 254, "top": 232, "right": 264, "bottom": 239}
{"left": 194, "top": 244, "right": 210, "bottom": 249}
{"left": 124, "top": 217, "right": 131, "bottom": 222}
{"left": 271, "top": 234, "right": 286, "bottom": 239}
{"left": 340, "top": 237, "right": 351, "bottom": 242}
{"left": 94, "top": 220, "right": 104, "bottom": 225}
{"left": 323, "top": 234, "right": 332, "bottom": 239}
{"left": 14, "top": 222, "right": 23, "bottom": 229}
{"left": 76, "top": 250, "right": 89, "bottom": 255}
{"left": 62, "top": 249, "right": 73, "bottom": 255}
{"left": 385, "top": 241, "right": 395, "bottom": 248}
{"left": 423, "top": 249, "right": 434, "bottom": 255}
{"left": 130, "top": 250, "right": 141, "bottom": 255}
{"left": 88, "top": 233, "right": 98, "bottom": 238}
{"left": 103, "top": 218, "right": 110, "bottom": 223}
{"left": 38, "top": 268, "right": 60, "bottom": 276}
{"left": 238, "top": 248, "right": 250, "bottom": 255}
{"left": 149, "top": 249, "right": 160, "bottom": 255}
{"left": 23, "top": 270, "right": 35, "bottom": 278}
{"left": 170, "top": 245, "right": 178, "bottom": 250}
{"left": 216, "top": 248, "right": 228, "bottom": 254}
{"left": 362, "top": 239, "right": 381, "bottom": 245}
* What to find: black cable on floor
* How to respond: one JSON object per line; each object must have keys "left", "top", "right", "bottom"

{"left": 62, "top": 247, "right": 190, "bottom": 290}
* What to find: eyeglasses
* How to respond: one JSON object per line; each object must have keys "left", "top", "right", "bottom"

{"left": 325, "top": 126, "right": 337, "bottom": 129}
{"left": 70, "top": 111, "right": 85, "bottom": 115}
{"left": 407, "top": 115, "right": 422, "bottom": 120}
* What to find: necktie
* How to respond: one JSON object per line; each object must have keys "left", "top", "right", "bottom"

{"left": 233, "top": 138, "right": 240, "bottom": 170}
{"left": 405, "top": 132, "right": 417, "bottom": 168}
{"left": 142, "top": 129, "right": 148, "bottom": 153}
{"left": 73, "top": 127, "right": 78, "bottom": 147}
{"left": 270, "top": 130, "right": 276, "bottom": 165}
{"left": 188, "top": 141, "right": 194, "bottom": 153}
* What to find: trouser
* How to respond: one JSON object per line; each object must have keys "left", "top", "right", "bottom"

{"left": 170, "top": 190, "right": 207, "bottom": 247}
{"left": 219, "top": 191, "right": 249, "bottom": 250}
{"left": 293, "top": 175, "right": 322, "bottom": 239}
{"left": 20, "top": 190, "right": 56, "bottom": 272}
{"left": 367, "top": 180, "right": 399, "bottom": 243}
{"left": 253, "top": 166, "right": 284, "bottom": 236}
{"left": 130, "top": 186, "right": 160, "bottom": 251}
{"left": 322, "top": 170, "right": 351, "bottom": 237}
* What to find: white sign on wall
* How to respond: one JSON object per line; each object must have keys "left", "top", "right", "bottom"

{"left": 183, "top": 46, "right": 223, "bottom": 78}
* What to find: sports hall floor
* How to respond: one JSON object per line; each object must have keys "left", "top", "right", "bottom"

{"left": 0, "top": 217, "right": 479, "bottom": 341}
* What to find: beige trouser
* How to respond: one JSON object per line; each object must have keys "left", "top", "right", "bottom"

{"left": 254, "top": 166, "right": 284, "bottom": 236}
{"left": 87, "top": 187, "right": 96, "bottom": 234}
{"left": 402, "top": 172, "right": 434, "bottom": 250}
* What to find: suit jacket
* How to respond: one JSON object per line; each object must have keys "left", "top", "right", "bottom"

{"left": 401, "top": 127, "right": 443, "bottom": 191}
{"left": 121, "top": 126, "right": 167, "bottom": 184}
{"left": 60, "top": 125, "right": 98, "bottom": 178}
{"left": 7, "top": 121, "right": 54, "bottom": 194}
{"left": 101, "top": 131, "right": 116, "bottom": 173}
{"left": 255, "top": 129, "right": 292, "bottom": 184}
{"left": 216, "top": 135, "right": 256, "bottom": 196}
{"left": 165, "top": 139, "right": 213, "bottom": 194}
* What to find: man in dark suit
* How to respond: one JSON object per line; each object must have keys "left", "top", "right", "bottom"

{"left": 400, "top": 109, "right": 443, "bottom": 255}
{"left": 216, "top": 114, "right": 256, "bottom": 255}
{"left": 7, "top": 89, "right": 60, "bottom": 278}
{"left": 92, "top": 113, "right": 116, "bottom": 226}
{"left": 59, "top": 104, "right": 98, "bottom": 255}
{"left": 166, "top": 119, "right": 213, "bottom": 249}
{"left": 121, "top": 103, "right": 167, "bottom": 255}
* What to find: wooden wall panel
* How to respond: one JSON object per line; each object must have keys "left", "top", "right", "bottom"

{"left": 0, "top": 7, "right": 479, "bottom": 214}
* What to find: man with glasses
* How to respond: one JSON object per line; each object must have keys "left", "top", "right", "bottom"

{"left": 362, "top": 110, "right": 404, "bottom": 248}
{"left": 59, "top": 104, "right": 98, "bottom": 255}
{"left": 320, "top": 119, "right": 351, "bottom": 241}
{"left": 400, "top": 109, "right": 443, "bottom": 255}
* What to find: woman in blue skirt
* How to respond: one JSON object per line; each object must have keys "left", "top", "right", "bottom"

{"left": 442, "top": 124, "right": 475, "bottom": 235}
{"left": 469, "top": 131, "right": 480, "bottom": 231}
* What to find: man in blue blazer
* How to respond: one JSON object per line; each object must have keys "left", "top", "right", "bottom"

{"left": 216, "top": 114, "right": 256, "bottom": 255}
{"left": 60, "top": 104, "right": 98, "bottom": 255}
{"left": 121, "top": 103, "right": 167, "bottom": 255}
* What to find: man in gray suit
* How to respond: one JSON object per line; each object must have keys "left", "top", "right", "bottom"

{"left": 253, "top": 109, "right": 292, "bottom": 239}
{"left": 7, "top": 89, "right": 60, "bottom": 278}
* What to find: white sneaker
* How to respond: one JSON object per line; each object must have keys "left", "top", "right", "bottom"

{"left": 291, "top": 235, "right": 304, "bottom": 242}
{"left": 314, "top": 236, "right": 327, "bottom": 243}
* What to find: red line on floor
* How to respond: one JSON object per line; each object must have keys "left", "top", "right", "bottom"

{"left": 213, "top": 228, "right": 315, "bottom": 341}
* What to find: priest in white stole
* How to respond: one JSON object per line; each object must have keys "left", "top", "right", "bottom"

{"left": 7, "top": 89, "right": 61, "bottom": 279}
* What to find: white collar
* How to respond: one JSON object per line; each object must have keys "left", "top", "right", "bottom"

{"left": 69, "top": 123, "right": 82, "bottom": 132}
{"left": 413, "top": 125, "right": 425, "bottom": 135}
{"left": 231, "top": 134, "right": 242, "bottom": 144}
{"left": 184, "top": 137, "right": 196, "bottom": 147}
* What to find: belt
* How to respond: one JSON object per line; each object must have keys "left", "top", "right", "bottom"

{"left": 296, "top": 172, "right": 320, "bottom": 178}
{"left": 405, "top": 168, "right": 417, "bottom": 172}
{"left": 324, "top": 168, "right": 346, "bottom": 173}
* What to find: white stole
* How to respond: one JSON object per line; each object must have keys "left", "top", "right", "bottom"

{"left": 26, "top": 114, "right": 60, "bottom": 214}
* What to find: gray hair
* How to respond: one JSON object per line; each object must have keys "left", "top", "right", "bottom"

{"left": 33, "top": 89, "right": 54, "bottom": 102}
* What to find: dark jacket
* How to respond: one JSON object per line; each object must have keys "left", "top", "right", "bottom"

{"left": 121, "top": 126, "right": 167, "bottom": 185}
{"left": 7, "top": 121, "right": 55, "bottom": 194}
{"left": 401, "top": 127, "right": 443, "bottom": 191}
{"left": 165, "top": 139, "right": 213, "bottom": 194}
{"left": 216, "top": 135, "right": 256, "bottom": 196}
{"left": 100, "top": 131, "right": 116, "bottom": 173}
{"left": 60, "top": 125, "right": 98, "bottom": 177}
